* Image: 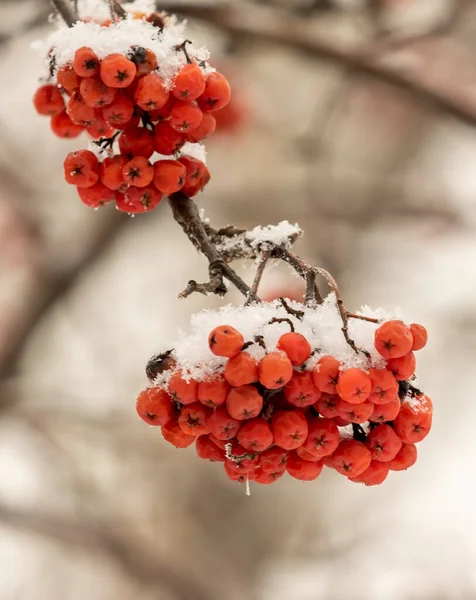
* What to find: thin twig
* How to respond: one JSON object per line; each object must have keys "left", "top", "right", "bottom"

{"left": 108, "top": 0, "right": 128, "bottom": 20}
{"left": 178, "top": 261, "right": 227, "bottom": 298}
{"left": 245, "top": 251, "right": 271, "bottom": 305}
{"left": 279, "top": 298, "right": 304, "bottom": 319}
{"left": 268, "top": 317, "right": 295, "bottom": 332}
{"left": 50, "top": 0, "right": 78, "bottom": 26}
{"left": 304, "top": 270, "right": 317, "bottom": 306}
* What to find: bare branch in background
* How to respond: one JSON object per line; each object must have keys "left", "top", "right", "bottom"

{"left": 50, "top": 0, "right": 78, "bottom": 26}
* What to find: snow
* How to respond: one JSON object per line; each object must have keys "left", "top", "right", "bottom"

{"left": 246, "top": 221, "right": 302, "bottom": 250}
{"left": 33, "top": 13, "right": 211, "bottom": 89}
{"left": 153, "top": 293, "right": 396, "bottom": 386}
{"left": 180, "top": 142, "right": 207, "bottom": 163}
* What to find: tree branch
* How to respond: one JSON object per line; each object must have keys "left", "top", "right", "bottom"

{"left": 50, "top": 0, "right": 78, "bottom": 26}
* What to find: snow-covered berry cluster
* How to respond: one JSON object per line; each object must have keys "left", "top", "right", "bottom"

{"left": 32, "top": 11, "right": 230, "bottom": 212}
{"left": 136, "top": 298, "right": 431, "bottom": 487}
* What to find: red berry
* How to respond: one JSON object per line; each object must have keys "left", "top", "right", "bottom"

{"left": 122, "top": 156, "right": 154, "bottom": 187}
{"left": 314, "top": 394, "right": 340, "bottom": 418}
{"left": 277, "top": 332, "right": 311, "bottom": 366}
{"left": 410, "top": 323, "right": 428, "bottom": 351}
{"left": 102, "top": 93, "right": 134, "bottom": 127}
{"left": 225, "top": 443, "right": 259, "bottom": 475}
{"left": 136, "top": 387, "right": 173, "bottom": 426}
{"left": 388, "top": 442, "right": 417, "bottom": 471}
{"left": 284, "top": 371, "right": 321, "bottom": 407}
{"left": 197, "top": 376, "right": 229, "bottom": 408}
{"left": 33, "top": 84, "right": 65, "bottom": 116}
{"left": 287, "top": 452, "right": 323, "bottom": 481}
{"left": 375, "top": 320, "right": 413, "bottom": 359}
{"left": 332, "top": 439, "right": 372, "bottom": 477}
{"left": 393, "top": 395, "right": 432, "bottom": 443}
{"left": 73, "top": 47, "right": 100, "bottom": 78}
{"left": 50, "top": 111, "right": 83, "bottom": 138}
{"left": 185, "top": 111, "right": 216, "bottom": 143}
{"left": 67, "top": 91, "right": 96, "bottom": 126}
{"left": 77, "top": 182, "right": 115, "bottom": 208}
{"left": 100, "top": 53, "right": 137, "bottom": 88}
{"left": 337, "top": 399, "right": 374, "bottom": 424}
{"left": 80, "top": 76, "right": 117, "bottom": 107}
{"left": 87, "top": 118, "right": 115, "bottom": 139}
{"left": 349, "top": 460, "right": 389, "bottom": 486}
{"left": 237, "top": 418, "right": 273, "bottom": 451}
{"left": 336, "top": 368, "right": 371, "bottom": 404}
{"left": 224, "top": 462, "right": 251, "bottom": 483}
{"left": 119, "top": 127, "right": 155, "bottom": 159}
{"left": 300, "top": 417, "right": 340, "bottom": 459}
{"left": 153, "top": 160, "right": 186, "bottom": 194}
{"left": 369, "top": 396, "right": 401, "bottom": 423}
{"left": 135, "top": 72, "right": 169, "bottom": 110}
{"left": 178, "top": 402, "right": 209, "bottom": 436}
{"left": 57, "top": 65, "right": 80, "bottom": 93}
{"left": 195, "top": 435, "right": 226, "bottom": 462}
{"left": 296, "top": 446, "right": 321, "bottom": 462}
{"left": 206, "top": 406, "right": 241, "bottom": 440}
{"left": 259, "top": 352, "right": 293, "bottom": 390}
{"left": 259, "top": 446, "right": 288, "bottom": 473}
{"left": 224, "top": 352, "right": 258, "bottom": 387}
{"left": 271, "top": 410, "right": 308, "bottom": 450}
{"left": 366, "top": 424, "right": 403, "bottom": 462}
{"left": 387, "top": 352, "right": 416, "bottom": 381}
{"left": 153, "top": 121, "right": 186, "bottom": 155}
{"left": 121, "top": 185, "right": 163, "bottom": 213}
{"left": 129, "top": 46, "right": 158, "bottom": 77}
{"left": 64, "top": 149, "right": 99, "bottom": 188}
{"left": 312, "top": 356, "right": 340, "bottom": 394}
{"left": 100, "top": 154, "right": 128, "bottom": 191}
{"left": 368, "top": 368, "right": 399, "bottom": 405}
{"left": 170, "top": 100, "right": 203, "bottom": 133}
{"left": 197, "top": 72, "right": 231, "bottom": 112}
{"left": 172, "top": 63, "right": 206, "bottom": 101}
{"left": 226, "top": 385, "right": 263, "bottom": 420}
{"left": 168, "top": 371, "right": 198, "bottom": 404}
{"left": 254, "top": 468, "right": 285, "bottom": 484}
{"left": 161, "top": 419, "right": 196, "bottom": 448}
{"left": 208, "top": 433, "right": 228, "bottom": 450}
{"left": 178, "top": 155, "right": 207, "bottom": 186}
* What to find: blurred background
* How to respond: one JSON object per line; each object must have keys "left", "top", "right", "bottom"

{"left": 0, "top": 0, "right": 475, "bottom": 598}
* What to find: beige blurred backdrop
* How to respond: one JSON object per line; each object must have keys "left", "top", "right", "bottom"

{"left": 0, "top": 0, "right": 476, "bottom": 598}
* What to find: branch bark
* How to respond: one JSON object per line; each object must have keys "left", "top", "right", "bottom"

{"left": 50, "top": 0, "right": 78, "bottom": 26}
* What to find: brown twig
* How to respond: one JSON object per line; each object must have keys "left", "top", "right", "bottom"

{"left": 50, "top": 0, "right": 78, "bottom": 26}
{"left": 267, "top": 317, "right": 295, "bottom": 332}
{"left": 245, "top": 251, "right": 271, "bottom": 305}
{"left": 178, "top": 261, "right": 227, "bottom": 298}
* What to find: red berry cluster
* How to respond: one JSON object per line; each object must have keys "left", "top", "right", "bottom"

{"left": 136, "top": 319, "right": 431, "bottom": 487}
{"left": 33, "top": 23, "right": 230, "bottom": 212}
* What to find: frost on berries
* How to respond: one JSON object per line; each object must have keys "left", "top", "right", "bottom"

{"left": 135, "top": 296, "right": 432, "bottom": 488}
{"left": 32, "top": 11, "right": 231, "bottom": 212}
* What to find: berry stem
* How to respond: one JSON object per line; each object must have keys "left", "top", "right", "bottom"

{"left": 50, "top": 0, "right": 78, "bottom": 26}
{"left": 175, "top": 40, "right": 193, "bottom": 64}
{"left": 268, "top": 317, "right": 295, "bottom": 332}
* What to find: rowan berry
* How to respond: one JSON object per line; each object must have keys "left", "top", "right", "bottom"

{"left": 208, "top": 433, "right": 228, "bottom": 449}
{"left": 226, "top": 385, "right": 263, "bottom": 420}
{"left": 153, "top": 121, "right": 186, "bottom": 155}
{"left": 33, "top": 84, "right": 65, "bottom": 116}
{"left": 287, "top": 452, "right": 323, "bottom": 481}
{"left": 57, "top": 65, "right": 80, "bottom": 93}
{"left": 332, "top": 439, "right": 372, "bottom": 477}
{"left": 128, "top": 46, "right": 158, "bottom": 76}
{"left": 102, "top": 93, "right": 135, "bottom": 127}
{"left": 365, "top": 424, "right": 402, "bottom": 462}
{"left": 277, "top": 332, "right": 311, "bottom": 366}
{"left": 197, "top": 375, "right": 229, "bottom": 408}
{"left": 271, "top": 410, "right": 308, "bottom": 450}
{"left": 179, "top": 155, "right": 207, "bottom": 186}
{"left": 387, "top": 352, "right": 416, "bottom": 381}
{"left": 136, "top": 387, "right": 173, "bottom": 426}
{"left": 314, "top": 394, "right": 340, "bottom": 418}
{"left": 237, "top": 418, "right": 273, "bottom": 451}
{"left": 296, "top": 446, "right": 320, "bottom": 461}
{"left": 100, "top": 154, "right": 128, "bottom": 191}
{"left": 64, "top": 149, "right": 99, "bottom": 187}
{"left": 77, "top": 182, "right": 116, "bottom": 208}
{"left": 162, "top": 419, "right": 196, "bottom": 448}
{"left": 349, "top": 460, "right": 389, "bottom": 486}
{"left": 80, "top": 76, "right": 117, "bottom": 108}
{"left": 169, "top": 100, "right": 203, "bottom": 133}
{"left": 195, "top": 435, "right": 226, "bottom": 462}
{"left": 388, "top": 442, "right": 417, "bottom": 471}
{"left": 312, "top": 355, "right": 340, "bottom": 394}
{"left": 72, "top": 47, "right": 97, "bottom": 77}
{"left": 368, "top": 368, "right": 398, "bottom": 405}
{"left": 337, "top": 368, "right": 371, "bottom": 404}
{"left": 300, "top": 417, "right": 340, "bottom": 459}
{"left": 225, "top": 444, "right": 259, "bottom": 475}
{"left": 284, "top": 371, "right": 320, "bottom": 407}
{"left": 410, "top": 323, "right": 428, "bottom": 351}
{"left": 206, "top": 405, "right": 241, "bottom": 440}
{"left": 180, "top": 169, "right": 210, "bottom": 197}
{"left": 338, "top": 399, "right": 374, "bottom": 424}
{"left": 67, "top": 91, "right": 96, "bottom": 126}
{"left": 122, "top": 184, "right": 163, "bottom": 212}
{"left": 185, "top": 112, "right": 216, "bottom": 143}
{"left": 100, "top": 53, "right": 137, "bottom": 88}
{"left": 259, "top": 446, "right": 288, "bottom": 472}
{"left": 119, "top": 127, "right": 155, "bottom": 159}
{"left": 167, "top": 371, "right": 198, "bottom": 404}
{"left": 374, "top": 320, "right": 413, "bottom": 359}
{"left": 321, "top": 455, "right": 336, "bottom": 469}
{"left": 197, "top": 72, "right": 231, "bottom": 112}
{"left": 369, "top": 396, "right": 401, "bottom": 423}
{"left": 147, "top": 94, "right": 175, "bottom": 120}
{"left": 122, "top": 156, "right": 154, "bottom": 187}
{"left": 254, "top": 468, "right": 284, "bottom": 484}
{"left": 50, "top": 111, "right": 83, "bottom": 138}
{"left": 135, "top": 72, "right": 169, "bottom": 110}
{"left": 178, "top": 402, "right": 210, "bottom": 436}
{"left": 172, "top": 63, "right": 206, "bottom": 101}
{"left": 224, "top": 352, "right": 258, "bottom": 387}
{"left": 259, "top": 352, "right": 293, "bottom": 390}
{"left": 393, "top": 395, "right": 432, "bottom": 443}
{"left": 223, "top": 463, "right": 249, "bottom": 483}
{"left": 146, "top": 351, "right": 177, "bottom": 381}
{"left": 87, "top": 118, "right": 114, "bottom": 139}
{"left": 152, "top": 160, "right": 186, "bottom": 194}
